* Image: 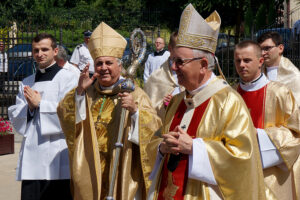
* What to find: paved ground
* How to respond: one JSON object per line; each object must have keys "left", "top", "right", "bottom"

{"left": 0, "top": 141, "right": 21, "bottom": 200}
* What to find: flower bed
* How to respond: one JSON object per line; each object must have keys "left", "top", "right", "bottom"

{"left": 0, "top": 118, "right": 14, "bottom": 155}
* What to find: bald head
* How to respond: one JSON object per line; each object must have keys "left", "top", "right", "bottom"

{"left": 155, "top": 37, "right": 165, "bottom": 52}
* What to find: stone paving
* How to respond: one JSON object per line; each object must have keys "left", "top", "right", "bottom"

{"left": 0, "top": 141, "right": 21, "bottom": 200}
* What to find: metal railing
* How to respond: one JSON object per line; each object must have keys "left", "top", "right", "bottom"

{"left": 1, "top": 24, "right": 300, "bottom": 119}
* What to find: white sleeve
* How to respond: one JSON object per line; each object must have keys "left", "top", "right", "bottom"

{"left": 128, "top": 110, "right": 139, "bottom": 145}
{"left": 8, "top": 83, "right": 29, "bottom": 136}
{"left": 149, "top": 145, "right": 164, "bottom": 180}
{"left": 75, "top": 91, "right": 86, "bottom": 123}
{"left": 39, "top": 73, "right": 77, "bottom": 136}
{"left": 39, "top": 91, "right": 63, "bottom": 136}
{"left": 143, "top": 56, "right": 151, "bottom": 83}
{"left": 164, "top": 51, "right": 170, "bottom": 60}
{"left": 70, "top": 47, "right": 80, "bottom": 65}
{"left": 257, "top": 128, "right": 283, "bottom": 169}
{"left": 188, "top": 138, "right": 217, "bottom": 185}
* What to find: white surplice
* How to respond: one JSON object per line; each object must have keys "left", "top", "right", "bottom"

{"left": 8, "top": 66, "right": 78, "bottom": 181}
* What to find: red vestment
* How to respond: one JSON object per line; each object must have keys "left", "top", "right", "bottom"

{"left": 158, "top": 98, "right": 210, "bottom": 200}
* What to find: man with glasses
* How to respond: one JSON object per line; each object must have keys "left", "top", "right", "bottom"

{"left": 143, "top": 37, "right": 170, "bottom": 83}
{"left": 258, "top": 31, "right": 300, "bottom": 106}
{"left": 147, "top": 4, "right": 266, "bottom": 200}
{"left": 235, "top": 40, "right": 300, "bottom": 200}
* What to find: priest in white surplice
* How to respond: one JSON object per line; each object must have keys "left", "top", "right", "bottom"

{"left": 257, "top": 31, "right": 300, "bottom": 107}
{"left": 8, "top": 33, "right": 77, "bottom": 200}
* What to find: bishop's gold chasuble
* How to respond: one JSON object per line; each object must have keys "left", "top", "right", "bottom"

{"left": 57, "top": 82, "right": 162, "bottom": 200}
{"left": 238, "top": 82, "right": 300, "bottom": 200}
{"left": 147, "top": 77, "right": 267, "bottom": 200}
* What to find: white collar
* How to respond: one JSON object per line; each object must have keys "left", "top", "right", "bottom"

{"left": 39, "top": 62, "right": 56, "bottom": 73}
{"left": 99, "top": 76, "right": 125, "bottom": 90}
{"left": 239, "top": 73, "right": 269, "bottom": 91}
{"left": 266, "top": 66, "right": 278, "bottom": 72}
{"left": 187, "top": 72, "right": 216, "bottom": 96}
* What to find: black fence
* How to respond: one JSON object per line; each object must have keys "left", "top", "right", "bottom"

{"left": 215, "top": 28, "right": 300, "bottom": 84}
{"left": 0, "top": 25, "right": 169, "bottom": 119}
{"left": 1, "top": 25, "right": 300, "bottom": 119}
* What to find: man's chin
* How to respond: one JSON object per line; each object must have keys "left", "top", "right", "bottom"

{"left": 98, "top": 78, "right": 114, "bottom": 87}
{"left": 38, "top": 63, "right": 48, "bottom": 69}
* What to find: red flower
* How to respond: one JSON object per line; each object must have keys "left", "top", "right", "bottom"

{"left": 0, "top": 119, "right": 13, "bottom": 135}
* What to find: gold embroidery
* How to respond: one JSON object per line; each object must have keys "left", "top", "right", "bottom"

{"left": 140, "top": 110, "right": 152, "bottom": 125}
{"left": 91, "top": 97, "right": 116, "bottom": 153}
{"left": 177, "top": 4, "right": 220, "bottom": 53}
{"left": 163, "top": 171, "right": 179, "bottom": 200}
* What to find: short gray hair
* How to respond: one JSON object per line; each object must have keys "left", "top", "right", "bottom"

{"left": 56, "top": 45, "right": 68, "bottom": 62}
{"left": 116, "top": 58, "right": 123, "bottom": 66}
{"left": 192, "top": 49, "right": 215, "bottom": 70}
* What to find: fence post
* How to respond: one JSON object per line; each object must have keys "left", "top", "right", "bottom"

{"left": 226, "top": 29, "right": 231, "bottom": 74}
{"left": 60, "top": 27, "right": 63, "bottom": 45}
{"left": 158, "top": 25, "right": 160, "bottom": 37}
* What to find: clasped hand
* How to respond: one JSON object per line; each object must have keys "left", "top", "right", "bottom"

{"left": 159, "top": 126, "right": 193, "bottom": 155}
{"left": 24, "top": 86, "right": 41, "bottom": 111}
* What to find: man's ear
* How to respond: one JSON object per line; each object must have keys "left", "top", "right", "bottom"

{"left": 53, "top": 47, "right": 58, "bottom": 56}
{"left": 200, "top": 57, "right": 209, "bottom": 69}
{"left": 258, "top": 56, "right": 264, "bottom": 68}
{"left": 278, "top": 44, "right": 284, "bottom": 55}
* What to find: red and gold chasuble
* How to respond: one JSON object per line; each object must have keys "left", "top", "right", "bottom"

{"left": 158, "top": 98, "right": 210, "bottom": 200}
{"left": 237, "top": 85, "right": 267, "bottom": 129}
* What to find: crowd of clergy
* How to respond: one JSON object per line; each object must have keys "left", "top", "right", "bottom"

{"left": 7, "top": 3, "right": 300, "bottom": 200}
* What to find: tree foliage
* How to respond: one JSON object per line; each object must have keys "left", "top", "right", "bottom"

{"left": 0, "top": 0, "right": 285, "bottom": 38}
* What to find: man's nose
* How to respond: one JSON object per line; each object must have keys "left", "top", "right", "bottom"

{"left": 99, "top": 64, "right": 108, "bottom": 70}
{"left": 37, "top": 50, "right": 43, "bottom": 57}
{"left": 240, "top": 61, "right": 246, "bottom": 67}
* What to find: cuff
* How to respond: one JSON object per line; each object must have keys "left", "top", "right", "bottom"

{"left": 257, "top": 128, "right": 283, "bottom": 169}
{"left": 128, "top": 109, "right": 139, "bottom": 145}
{"left": 188, "top": 138, "right": 217, "bottom": 185}
{"left": 75, "top": 90, "right": 86, "bottom": 123}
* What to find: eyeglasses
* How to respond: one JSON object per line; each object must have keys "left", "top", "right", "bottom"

{"left": 171, "top": 57, "right": 204, "bottom": 67}
{"left": 261, "top": 46, "right": 277, "bottom": 52}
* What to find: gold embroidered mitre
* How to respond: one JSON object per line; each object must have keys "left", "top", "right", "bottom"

{"left": 177, "top": 3, "right": 221, "bottom": 53}
{"left": 88, "top": 22, "right": 127, "bottom": 59}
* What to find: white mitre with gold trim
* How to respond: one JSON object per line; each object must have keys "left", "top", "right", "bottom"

{"left": 177, "top": 4, "right": 221, "bottom": 53}
{"left": 88, "top": 22, "right": 127, "bottom": 59}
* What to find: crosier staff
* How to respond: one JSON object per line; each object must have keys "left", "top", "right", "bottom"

{"left": 106, "top": 79, "right": 135, "bottom": 200}
{"left": 106, "top": 28, "right": 146, "bottom": 200}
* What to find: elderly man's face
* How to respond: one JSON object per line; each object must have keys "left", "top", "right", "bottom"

{"left": 155, "top": 38, "right": 165, "bottom": 52}
{"left": 171, "top": 47, "right": 206, "bottom": 91}
{"left": 94, "top": 56, "right": 121, "bottom": 87}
